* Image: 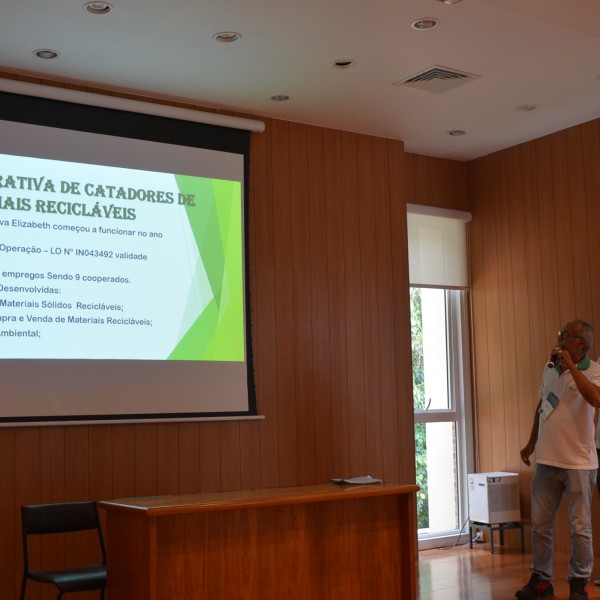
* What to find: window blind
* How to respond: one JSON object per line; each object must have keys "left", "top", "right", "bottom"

{"left": 407, "top": 203, "right": 471, "bottom": 289}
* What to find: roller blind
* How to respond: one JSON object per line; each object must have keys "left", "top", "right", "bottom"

{"left": 407, "top": 203, "right": 472, "bottom": 289}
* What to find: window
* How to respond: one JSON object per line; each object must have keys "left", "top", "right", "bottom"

{"left": 407, "top": 205, "right": 473, "bottom": 549}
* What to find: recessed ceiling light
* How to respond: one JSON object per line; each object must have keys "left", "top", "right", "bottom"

{"left": 34, "top": 49, "right": 59, "bottom": 60}
{"left": 447, "top": 130, "right": 466, "bottom": 136}
{"left": 332, "top": 59, "right": 356, "bottom": 69}
{"left": 83, "top": 1, "right": 114, "bottom": 14}
{"left": 270, "top": 95, "right": 290, "bottom": 102}
{"left": 517, "top": 104, "right": 538, "bottom": 111}
{"left": 435, "top": 0, "right": 463, "bottom": 4}
{"left": 213, "top": 31, "right": 242, "bottom": 43}
{"left": 411, "top": 18, "right": 439, "bottom": 30}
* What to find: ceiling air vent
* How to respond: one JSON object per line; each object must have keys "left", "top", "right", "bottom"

{"left": 394, "top": 65, "right": 480, "bottom": 94}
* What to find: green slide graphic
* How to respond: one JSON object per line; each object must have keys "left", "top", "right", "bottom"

{"left": 168, "top": 175, "right": 244, "bottom": 361}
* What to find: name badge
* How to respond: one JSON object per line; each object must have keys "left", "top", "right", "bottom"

{"left": 539, "top": 391, "right": 560, "bottom": 420}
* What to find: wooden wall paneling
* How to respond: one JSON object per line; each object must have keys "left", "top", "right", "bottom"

{"left": 519, "top": 141, "right": 546, "bottom": 397}
{"left": 40, "top": 427, "right": 65, "bottom": 503}
{"left": 249, "top": 118, "right": 280, "bottom": 488}
{"left": 549, "top": 131, "right": 577, "bottom": 319}
{"left": 404, "top": 153, "right": 469, "bottom": 211}
{"left": 533, "top": 136, "right": 560, "bottom": 333}
{"left": 219, "top": 421, "right": 242, "bottom": 491}
{"left": 387, "top": 140, "right": 415, "bottom": 481}
{"left": 491, "top": 151, "right": 516, "bottom": 473}
{"left": 468, "top": 157, "right": 498, "bottom": 472}
{"left": 487, "top": 154, "right": 515, "bottom": 472}
{"left": 323, "top": 128, "right": 352, "bottom": 478}
{"left": 356, "top": 136, "right": 385, "bottom": 478}
{"left": 239, "top": 419, "right": 261, "bottom": 490}
{"left": 270, "top": 118, "right": 298, "bottom": 487}
{"left": 133, "top": 424, "right": 158, "bottom": 496}
{"left": 177, "top": 423, "right": 201, "bottom": 494}
{"left": 565, "top": 125, "right": 593, "bottom": 321}
{"left": 156, "top": 423, "right": 179, "bottom": 495}
{"left": 0, "top": 429, "right": 16, "bottom": 597}
{"left": 198, "top": 422, "right": 222, "bottom": 492}
{"left": 305, "top": 124, "right": 335, "bottom": 483}
{"left": 466, "top": 164, "right": 486, "bottom": 473}
{"left": 373, "top": 137, "right": 401, "bottom": 483}
{"left": 289, "top": 122, "right": 317, "bottom": 485}
{"left": 581, "top": 120, "right": 600, "bottom": 335}
{"left": 88, "top": 425, "right": 113, "bottom": 503}
{"left": 339, "top": 131, "right": 368, "bottom": 476}
{"left": 502, "top": 149, "right": 530, "bottom": 475}
{"left": 64, "top": 427, "right": 89, "bottom": 501}
{"left": 111, "top": 424, "right": 137, "bottom": 499}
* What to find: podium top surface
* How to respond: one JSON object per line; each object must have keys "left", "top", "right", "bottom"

{"left": 99, "top": 482, "right": 419, "bottom": 517}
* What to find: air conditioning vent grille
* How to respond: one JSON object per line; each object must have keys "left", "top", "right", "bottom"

{"left": 394, "top": 65, "right": 481, "bottom": 94}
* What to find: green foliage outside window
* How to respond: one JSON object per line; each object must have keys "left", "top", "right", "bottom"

{"left": 411, "top": 288, "right": 429, "bottom": 529}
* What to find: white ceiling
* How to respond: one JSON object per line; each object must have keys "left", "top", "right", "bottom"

{"left": 2, "top": 0, "right": 600, "bottom": 161}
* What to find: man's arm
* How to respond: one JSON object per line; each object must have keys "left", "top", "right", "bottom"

{"left": 520, "top": 399, "right": 541, "bottom": 466}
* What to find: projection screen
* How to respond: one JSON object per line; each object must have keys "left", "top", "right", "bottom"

{"left": 0, "top": 91, "right": 257, "bottom": 424}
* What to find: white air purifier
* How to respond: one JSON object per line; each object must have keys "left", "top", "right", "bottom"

{"left": 468, "top": 471, "right": 520, "bottom": 524}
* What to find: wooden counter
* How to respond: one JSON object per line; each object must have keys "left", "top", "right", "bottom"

{"left": 100, "top": 482, "right": 419, "bottom": 600}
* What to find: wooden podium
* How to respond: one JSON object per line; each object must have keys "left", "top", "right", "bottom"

{"left": 99, "top": 482, "right": 418, "bottom": 600}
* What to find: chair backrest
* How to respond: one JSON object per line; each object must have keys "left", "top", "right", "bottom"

{"left": 22, "top": 501, "right": 100, "bottom": 535}
{"left": 21, "top": 501, "right": 106, "bottom": 563}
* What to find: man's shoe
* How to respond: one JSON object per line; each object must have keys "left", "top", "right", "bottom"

{"left": 569, "top": 578, "right": 588, "bottom": 600}
{"left": 515, "top": 573, "right": 554, "bottom": 599}
{"left": 594, "top": 575, "right": 600, "bottom": 586}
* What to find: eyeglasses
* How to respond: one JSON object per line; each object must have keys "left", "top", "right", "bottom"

{"left": 558, "top": 329, "right": 584, "bottom": 342}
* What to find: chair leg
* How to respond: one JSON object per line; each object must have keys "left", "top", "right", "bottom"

{"left": 19, "top": 577, "right": 27, "bottom": 600}
{"left": 100, "top": 590, "right": 105, "bottom": 600}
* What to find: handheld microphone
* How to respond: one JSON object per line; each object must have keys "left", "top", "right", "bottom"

{"left": 547, "top": 351, "right": 560, "bottom": 369}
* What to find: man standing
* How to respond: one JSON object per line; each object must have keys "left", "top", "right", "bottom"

{"left": 516, "top": 320, "right": 600, "bottom": 600}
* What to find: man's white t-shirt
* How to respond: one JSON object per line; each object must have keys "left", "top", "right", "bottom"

{"left": 537, "top": 357, "right": 600, "bottom": 470}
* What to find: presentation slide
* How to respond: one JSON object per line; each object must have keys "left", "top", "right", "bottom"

{"left": 1, "top": 153, "right": 244, "bottom": 362}
{"left": 0, "top": 99, "right": 255, "bottom": 423}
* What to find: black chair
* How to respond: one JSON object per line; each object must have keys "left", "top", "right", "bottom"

{"left": 20, "top": 501, "right": 107, "bottom": 599}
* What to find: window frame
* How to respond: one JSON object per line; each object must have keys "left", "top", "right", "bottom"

{"left": 413, "top": 288, "right": 474, "bottom": 550}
